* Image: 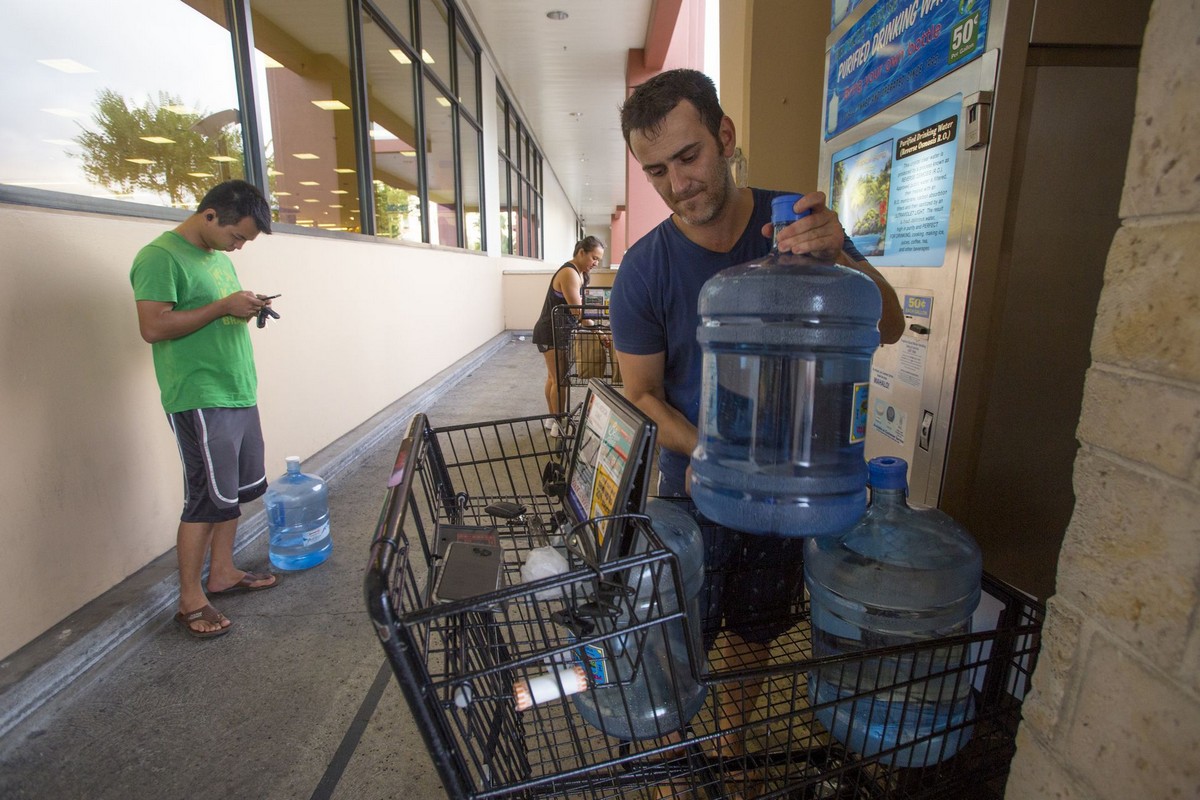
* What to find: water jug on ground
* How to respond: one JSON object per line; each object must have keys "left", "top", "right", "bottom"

{"left": 265, "top": 456, "right": 332, "bottom": 571}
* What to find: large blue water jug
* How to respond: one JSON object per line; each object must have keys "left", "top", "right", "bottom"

{"left": 572, "top": 498, "right": 708, "bottom": 740}
{"left": 804, "top": 456, "right": 982, "bottom": 767}
{"left": 265, "top": 457, "right": 332, "bottom": 571}
{"left": 691, "top": 194, "right": 882, "bottom": 536}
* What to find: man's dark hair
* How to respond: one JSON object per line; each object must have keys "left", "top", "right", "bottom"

{"left": 197, "top": 179, "right": 273, "bottom": 235}
{"left": 620, "top": 68, "right": 725, "bottom": 148}
{"left": 575, "top": 235, "right": 605, "bottom": 256}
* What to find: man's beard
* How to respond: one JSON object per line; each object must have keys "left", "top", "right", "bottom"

{"left": 671, "top": 168, "right": 734, "bottom": 227}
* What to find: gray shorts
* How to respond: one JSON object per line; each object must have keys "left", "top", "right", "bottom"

{"left": 168, "top": 407, "right": 268, "bottom": 523}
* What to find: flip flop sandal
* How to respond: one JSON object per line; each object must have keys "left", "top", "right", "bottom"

{"left": 208, "top": 571, "right": 279, "bottom": 595}
{"left": 175, "top": 604, "right": 232, "bottom": 639}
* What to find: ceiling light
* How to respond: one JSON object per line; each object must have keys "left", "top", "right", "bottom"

{"left": 312, "top": 100, "right": 350, "bottom": 110}
{"left": 38, "top": 58, "right": 96, "bottom": 74}
{"left": 125, "top": 158, "right": 154, "bottom": 165}
{"left": 293, "top": 153, "right": 320, "bottom": 159}
{"left": 421, "top": 49, "right": 435, "bottom": 64}
{"left": 140, "top": 136, "right": 175, "bottom": 144}
{"left": 389, "top": 49, "right": 411, "bottom": 65}
{"left": 331, "top": 190, "right": 348, "bottom": 195}
{"left": 334, "top": 168, "right": 355, "bottom": 174}
{"left": 435, "top": 96, "right": 451, "bottom": 107}
{"left": 188, "top": 172, "right": 215, "bottom": 178}
{"left": 300, "top": 181, "right": 319, "bottom": 186}
{"left": 400, "top": 150, "right": 417, "bottom": 157}
{"left": 209, "top": 155, "right": 237, "bottom": 162}
{"left": 546, "top": 10, "right": 568, "bottom": 21}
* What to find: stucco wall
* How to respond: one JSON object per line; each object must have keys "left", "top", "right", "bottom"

{"left": 0, "top": 204, "right": 507, "bottom": 659}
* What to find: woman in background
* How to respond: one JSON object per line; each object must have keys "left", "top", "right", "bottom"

{"left": 531, "top": 236, "right": 605, "bottom": 434}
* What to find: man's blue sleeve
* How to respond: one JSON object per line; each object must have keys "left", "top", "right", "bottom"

{"left": 609, "top": 263, "right": 664, "bottom": 356}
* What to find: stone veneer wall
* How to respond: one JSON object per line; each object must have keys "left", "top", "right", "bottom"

{"left": 1005, "top": 1, "right": 1200, "bottom": 797}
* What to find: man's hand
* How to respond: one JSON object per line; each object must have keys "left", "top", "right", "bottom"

{"left": 760, "top": 191, "right": 845, "bottom": 261}
{"left": 225, "top": 290, "right": 266, "bottom": 321}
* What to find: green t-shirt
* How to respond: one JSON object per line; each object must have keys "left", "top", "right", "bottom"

{"left": 130, "top": 231, "right": 258, "bottom": 413}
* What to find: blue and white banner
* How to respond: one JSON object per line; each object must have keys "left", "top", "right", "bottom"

{"left": 825, "top": 0, "right": 989, "bottom": 139}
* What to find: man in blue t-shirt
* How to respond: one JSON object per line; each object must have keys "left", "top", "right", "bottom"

{"left": 610, "top": 68, "right": 903, "bottom": 766}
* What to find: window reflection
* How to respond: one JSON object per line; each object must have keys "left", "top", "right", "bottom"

{"left": 423, "top": 76, "right": 458, "bottom": 246}
{"left": 495, "top": 87, "right": 541, "bottom": 257}
{"left": 419, "top": 0, "right": 452, "bottom": 88}
{"left": 456, "top": 28, "right": 478, "bottom": 117}
{"left": 4, "top": 0, "right": 520, "bottom": 252}
{"left": 362, "top": 17, "right": 421, "bottom": 241}
{"left": 1, "top": 0, "right": 243, "bottom": 208}
{"left": 460, "top": 113, "right": 482, "bottom": 250}
{"left": 250, "top": 0, "right": 361, "bottom": 231}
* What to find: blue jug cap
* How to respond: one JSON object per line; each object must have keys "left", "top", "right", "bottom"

{"left": 867, "top": 456, "right": 909, "bottom": 490}
{"left": 771, "top": 193, "right": 809, "bottom": 225}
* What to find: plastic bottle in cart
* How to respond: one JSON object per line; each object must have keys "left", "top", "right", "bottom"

{"left": 571, "top": 498, "right": 707, "bottom": 740}
{"left": 690, "top": 194, "right": 882, "bottom": 536}
{"left": 803, "top": 456, "right": 982, "bottom": 767}
{"left": 265, "top": 457, "right": 332, "bottom": 570}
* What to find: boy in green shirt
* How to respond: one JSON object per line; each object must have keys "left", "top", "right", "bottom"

{"left": 131, "top": 180, "right": 279, "bottom": 638}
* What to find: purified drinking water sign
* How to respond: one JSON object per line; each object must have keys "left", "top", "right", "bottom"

{"left": 825, "top": 0, "right": 991, "bottom": 140}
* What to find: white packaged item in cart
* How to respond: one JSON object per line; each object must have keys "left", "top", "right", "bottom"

{"left": 520, "top": 545, "right": 570, "bottom": 600}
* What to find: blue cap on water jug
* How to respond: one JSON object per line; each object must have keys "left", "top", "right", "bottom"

{"left": 866, "top": 456, "right": 908, "bottom": 490}
{"left": 771, "top": 193, "right": 809, "bottom": 224}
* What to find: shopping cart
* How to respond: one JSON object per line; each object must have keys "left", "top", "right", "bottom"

{"left": 365, "top": 412, "right": 1043, "bottom": 799}
{"left": 551, "top": 304, "right": 621, "bottom": 420}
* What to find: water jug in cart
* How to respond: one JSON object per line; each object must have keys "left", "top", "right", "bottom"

{"left": 265, "top": 457, "right": 332, "bottom": 570}
{"left": 571, "top": 498, "right": 708, "bottom": 740}
{"left": 804, "top": 456, "right": 982, "bottom": 767}
{"left": 691, "top": 194, "right": 882, "bottom": 536}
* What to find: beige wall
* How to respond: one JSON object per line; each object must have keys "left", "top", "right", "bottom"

{"left": 502, "top": 267, "right": 617, "bottom": 331}
{"left": 0, "top": 204, "right": 509, "bottom": 659}
{"left": 1005, "top": 1, "right": 1200, "bottom": 796}
{"left": 739, "top": 0, "right": 830, "bottom": 193}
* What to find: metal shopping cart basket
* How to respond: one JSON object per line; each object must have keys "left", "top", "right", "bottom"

{"left": 365, "top": 410, "right": 1044, "bottom": 799}
{"left": 552, "top": 304, "right": 621, "bottom": 419}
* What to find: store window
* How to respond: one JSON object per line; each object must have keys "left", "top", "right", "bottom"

{"left": 362, "top": 15, "right": 422, "bottom": 242}
{"left": 496, "top": 86, "right": 542, "bottom": 258}
{"left": 460, "top": 112, "right": 482, "bottom": 251}
{"left": 1, "top": 0, "right": 244, "bottom": 209}
{"left": 422, "top": 76, "right": 458, "bottom": 246}
{"left": 419, "top": 0, "right": 452, "bottom": 88}
{"left": 249, "top": 0, "right": 361, "bottom": 231}
{"left": 3, "top": 0, "right": 488, "bottom": 252}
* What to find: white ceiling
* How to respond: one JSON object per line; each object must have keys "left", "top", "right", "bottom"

{"left": 459, "top": 0, "right": 655, "bottom": 228}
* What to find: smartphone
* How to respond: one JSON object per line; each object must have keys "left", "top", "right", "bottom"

{"left": 433, "top": 541, "right": 504, "bottom": 603}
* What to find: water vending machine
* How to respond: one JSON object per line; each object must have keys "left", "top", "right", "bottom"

{"left": 819, "top": 0, "right": 1149, "bottom": 598}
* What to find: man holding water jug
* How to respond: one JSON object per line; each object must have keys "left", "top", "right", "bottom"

{"left": 610, "top": 68, "right": 903, "bottom": 787}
